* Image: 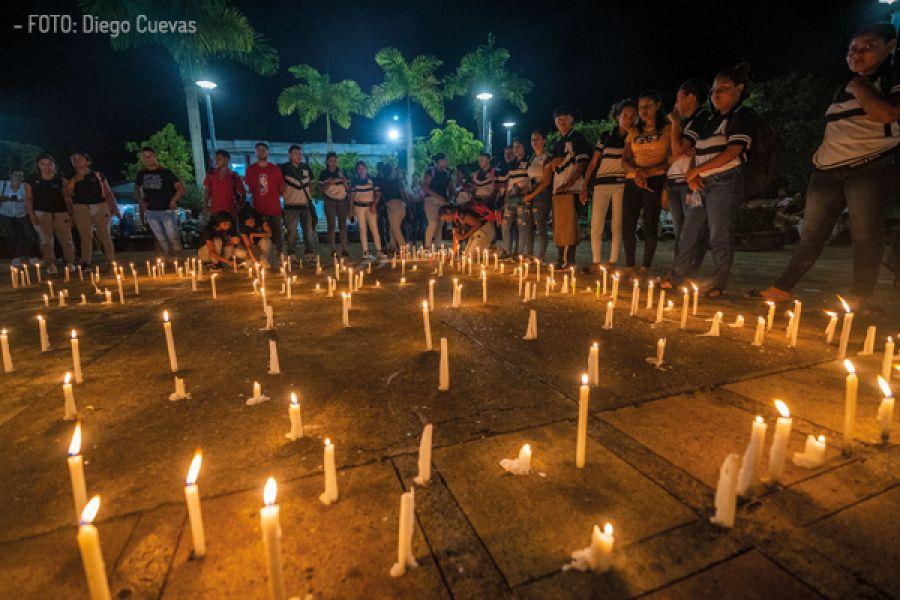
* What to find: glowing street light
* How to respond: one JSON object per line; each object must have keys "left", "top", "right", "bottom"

{"left": 196, "top": 80, "right": 218, "bottom": 90}
{"left": 387, "top": 127, "right": 401, "bottom": 142}
{"left": 195, "top": 80, "right": 218, "bottom": 163}
{"left": 502, "top": 121, "right": 516, "bottom": 146}
{"left": 477, "top": 91, "right": 493, "bottom": 154}
{"left": 392, "top": 114, "right": 400, "bottom": 121}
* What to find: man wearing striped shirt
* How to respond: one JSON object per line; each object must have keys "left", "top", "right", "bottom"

{"left": 760, "top": 24, "right": 900, "bottom": 305}
{"left": 472, "top": 153, "right": 498, "bottom": 206}
{"left": 501, "top": 139, "right": 531, "bottom": 257}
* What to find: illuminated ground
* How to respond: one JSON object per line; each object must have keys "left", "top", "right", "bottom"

{"left": 0, "top": 240, "right": 897, "bottom": 599}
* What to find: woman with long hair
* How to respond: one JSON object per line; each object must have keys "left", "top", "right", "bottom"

{"left": 318, "top": 151, "right": 350, "bottom": 258}
{"left": 66, "top": 151, "right": 119, "bottom": 267}
{"left": 525, "top": 129, "right": 552, "bottom": 262}
{"left": 25, "top": 154, "right": 76, "bottom": 273}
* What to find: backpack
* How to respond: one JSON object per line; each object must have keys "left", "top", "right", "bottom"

{"left": 729, "top": 106, "right": 776, "bottom": 198}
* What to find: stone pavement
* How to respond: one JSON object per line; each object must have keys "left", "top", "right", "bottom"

{"left": 0, "top": 240, "right": 896, "bottom": 599}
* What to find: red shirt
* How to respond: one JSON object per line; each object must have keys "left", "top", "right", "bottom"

{"left": 203, "top": 168, "right": 241, "bottom": 214}
{"left": 244, "top": 162, "right": 284, "bottom": 216}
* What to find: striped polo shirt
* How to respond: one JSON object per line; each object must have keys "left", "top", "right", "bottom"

{"left": 592, "top": 129, "right": 627, "bottom": 184}
{"left": 473, "top": 168, "right": 496, "bottom": 199}
{"left": 551, "top": 129, "right": 591, "bottom": 193}
{"left": 350, "top": 176, "right": 378, "bottom": 206}
{"left": 506, "top": 159, "right": 531, "bottom": 194}
{"left": 527, "top": 152, "right": 550, "bottom": 185}
{"left": 813, "top": 62, "right": 900, "bottom": 170}
{"left": 667, "top": 109, "right": 709, "bottom": 182}
{"left": 684, "top": 104, "right": 755, "bottom": 177}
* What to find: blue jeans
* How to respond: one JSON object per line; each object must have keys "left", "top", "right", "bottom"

{"left": 502, "top": 200, "right": 526, "bottom": 256}
{"left": 671, "top": 167, "right": 743, "bottom": 289}
{"left": 667, "top": 181, "right": 706, "bottom": 276}
{"left": 145, "top": 210, "right": 182, "bottom": 256}
{"left": 775, "top": 154, "right": 895, "bottom": 296}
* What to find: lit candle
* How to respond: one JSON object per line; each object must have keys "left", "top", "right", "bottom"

{"left": 792, "top": 435, "right": 827, "bottom": 468}
{"left": 751, "top": 316, "right": 765, "bottom": 347}
{"left": 728, "top": 315, "right": 745, "bottom": 328}
{"left": 9, "top": 266, "right": 17, "bottom": 288}
{"left": 523, "top": 309, "right": 537, "bottom": 339}
{"left": 42, "top": 293, "right": 49, "bottom": 307}
{"left": 37, "top": 315, "right": 50, "bottom": 352}
{"left": 859, "top": 325, "right": 876, "bottom": 356}
{"left": 414, "top": 423, "right": 433, "bottom": 486}
{"left": 611, "top": 273, "right": 620, "bottom": 304}
{"left": 883, "top": 337, "right": 895, "bottom": 381}
{"left": 535, "top": 257, "right": 541, "bottom": 282}
{"left": 210, "top": 273, "right": 218, "bottom": 299}
{"left": 169, "top": 376, "right": 190, "bottom": 401}
{"left": 843, "top": 359, "right": 858, "bottom": 448}
{"left": 691, "top": 282, "right": 699, "bottom": 316}
{"left": 645, "top": 279, "right": 654, "bottom": 310}
{"left": 62, "top": 372, "right": 78, "bottom": 420}
{"left": 184, "top": 452, "right": 206, "bottom": 558}
{"left": 787, "top": 300, "right": 802, "bottom": 347}
{"left": 260, "top": 477, "right": 287, "bottom": 600}
{"left": 77, "top": 496, "right": 111, "bottom": 600}
{"left": 131, "top": 267, "right": 139, "bottom": 294}
{"left": 67, "top": 424, "right": 88, "bottom": 520}
{"left": 116, "top": 274, "right": 125, "bottom": 304}
{"left": 389, "top": 488, "right": 418, "bottom": 577}
{"left": 286, "top": 392, "right": 302, "bottom": 440}
{"left": 162, "top": 311, "right": 178, "bottom": 373}
{"left": 653, "top": 338, "right": 666, "bottom": 368}
{"left": 341, "top": 292, "right": 350, "bottom": 327}
{"left": 589, "top": 523, "right": 614, "bottom": 572}
{"left": 603, "top": 300, "right": 614, "bottom": 330}
{"left": 629, "top": 279, "right": 640, "bottom": 316}
{"left": 482, "top": 270, "right": 488, "bottom": 303}
{"left": 576, "top": 374, "right": 589, "bottom": 468}
{"left": 545, "top": 276, "right": 551, "bottom": 297}
{"left": 80, "top": 293, "right": 87, "bottom": 305}
{"left": 268, "top": 339, "right": 281, "bottom": 375}
{"left": 561, "top": 274, "right": 568, "bottom": 296}
{"left": 518, "top": 264, "right": 524, "bottom": 296}
{"left": 837, "top": 295, "right": 854, "bottom": 360}
{"left": 47, "top": 280, "right": 54, "bottom": 298}
{"left": 499, "top": 443, "right": 532, "bottom": 475}
{"left": 701, "top": 311, "right": 722, "bottom": 337}
{"left": 767, "top": 399, "right": 793, "bottom": 484}
{"left": 422, "top": 301, "right": 432, "bottom": 351}
{"left": 320, "top": 438, "right": 339, "bottom": 504}
{"left": 710, "top": 453, "right": 740, "bottom": 528}
{"left": 0, "top": 328, "right": 11, "bottom": 373}
{"left": 736, "top": 416, "right": 767, "bottom": 496}
{"left": 60, "top": 290, "right": 68, "bottom": 307}
{"left": 877, "top": 376, "right": 894, "bottom": 444}
{"left": 600, "top": 266, "right": 607, "bottom": 296}
{"left": 439, "top": 337, "right": 449, "bottom": 390}
{"left": 71, "top": 330, "right": 83, "bottom": 383}
{"left": 654, "top": 289, "right": 666, "bottom": 324}
{"left": 428, "top": 279, "right": 435, "bottom": 308}
{"left": 588, "top": 342, "right": 599, "bottom": 387}
{"left": 824, "top": 311, "right": 838, "bottom": 344}
{"left": 679, "top": 288, "right": 689, "bottom": 329}
{"left": 265, "top": 305, "right": 274, "bottom": 330}
{"left": 765, "top": 300, "right": 775, "bottom": 331}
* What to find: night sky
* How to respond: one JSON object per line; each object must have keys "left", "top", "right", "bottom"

{"left": 0, "top": 0, "right": 890, "bottom": 180}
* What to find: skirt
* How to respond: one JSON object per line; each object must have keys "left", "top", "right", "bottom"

{"left": 552, "top": 193, "right": 579, "bottom": 247}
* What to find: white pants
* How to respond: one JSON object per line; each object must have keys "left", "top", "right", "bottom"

{"left": 591, "top": 183, "right": 624, "bottom": 265}
{"left": 465, "top": 221, "right": 495, "bottom": 258}
{"left": 424, "top": 196, "right": 445, "bottom": 247}
{"left": 354, "top": 205, "right": 381, "bottom": 254}
{"left": 386, "top": 199, "right": 406, "bottom": 250}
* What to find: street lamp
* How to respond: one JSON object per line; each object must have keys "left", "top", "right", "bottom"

{"left": 196, "top": 80, "right": 218, "bottom": 165}
{"left": 502, "top": 121, "right": 516, "bottom": 146}
{"left": 476, "top": 91, "right": 493, "bottom": 155}
{"left": 387, "top": 126, "right": 401, "bottom": 142}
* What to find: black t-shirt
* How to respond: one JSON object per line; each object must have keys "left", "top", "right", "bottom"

{"left": 136, "top": 167, "right": 179, "bottom": 211}
{"left": 426, "top": 167, "right": 451, "bottom": 199}
{"left": 201, "top": 221, "right": 236, "bottom": 245}
{"left": 376, "top": 176, "right": 403, "bottom": 201}
{"left": 72, "top": 171, "right": 106, "bottom": 205}
{"left": 26, "top": 174, "right": 67, "bottom": 212}
{"left": 240, "top": 219, "right": 271, "bottom": 237}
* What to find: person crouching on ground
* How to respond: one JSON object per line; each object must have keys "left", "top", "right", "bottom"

{"left": 238, "top": 205, "right": 276, "bottom": 269}
{"left": 198, "top": 211, "right": 242, "bottom": 270}
{"left": 439, "top": 204, "right": 496, "bottom": 259}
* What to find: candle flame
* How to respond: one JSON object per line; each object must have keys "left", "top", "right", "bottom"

{"left": 325, "top": 437, "right": 332, "bottom": 447}
{"left": 877, "top": 376, "right": 893, "bottom": 398}
{"left": 80, "top": 495, "right": 100, "bottom": 525}
{"left": 612, "top": 273, "right": 619, "bottom": 280}
{"left": 837, "top": 295, "right": 851, "bottom": 313}
{"left": 603, "top": 522, "right": 613, "bottom": 535}
{"left": 843, "top": 359, "right": 856, "bottom": 375}
{"left": 522, "top": 443, "right": 531, "bottom": 453}
{"left": 607, "top": 301, "right": 613, "bottom": 308}
{"left": 423, "top": 300, "right": 428, "bottom": 310}
{"left": 633, "top": 279, "right": 640, "bottom": 286}
{"left": 765, "top": 300, "right": 775, "bottom": 308}
{"left": 774, "top": 399, "right": 790, "bottom": 419}
{"left": 290, "top": 392, "right": 298, "bottom": 406}
{"left": 824, "top": 311, "right": 837, "bottom": 318}
{"left": 37, "top": 315, "right": 43, "bottom": 322}
{"left": 163, "top": 310, "right": 169, "bottom": 322}
{"left": 68, "top": 423, "right": 81, "bottom": 455}
{"left": 64, "top": 372, "right": 71, "bottom": 385}
{"left": 592, "top": 341, "right": 598, "bottom": 349}
{"left": 758, "top": 316, "right": 765, "bottom": 324}
{"left": 755, "top": 415, "right": 763, "bottom": 424}
{"left": 817, "top": 435, "right": 826, "bottom": 443}
{"left": 691, "top": 282, "right": 698, "bottom": 292}
{"left": 581, "top": 373, "right": 589, "bottom": 385}
{"left": 186, "top": 452, "right": 202, "bottom": 485}
{"left": 71, "top": 329, "right": 77, "bottom": 339}
{"left": 681, "top": 287, "right": 688, "bottom": 294}
{"left": 263, "top": 477, "right": 277, "bottom": 506}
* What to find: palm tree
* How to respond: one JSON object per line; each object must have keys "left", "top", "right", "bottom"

{"left": 277, "top": 65, "right": 367, "bottom": 152}
{"left": 444, "top": 34, "right": 533, "bottom": 154}
{"left": 79, "top": 0, "right": 279, "bottom": 185}
{"left": 369, "top": 48, "right": 444, "bottom": 184}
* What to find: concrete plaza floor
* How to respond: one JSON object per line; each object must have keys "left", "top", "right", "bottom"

{"left": 0, "top": 239, "right": 896, "bottom": 599}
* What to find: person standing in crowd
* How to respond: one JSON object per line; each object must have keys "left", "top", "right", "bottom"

{"left": 134, "top": 147, "right": 185, "bottom": 258}
{"left": 26, "top": 154, "right": 76, "bottom": 272}
{"left": 281, "top": 144, "right": 317, "bottom": 261}
{"left": 501, "top": 138, "right": 531, "bottom": 257}
{"left": 376, "top": 163, "right": 407, "bottom": 252}
{"left": 406, "top": 173, "right": 426, "bottom": 245}
{"left": 621, "top": 91, "right": 672, "bottom": 278}
{"left": 666, "top": 80, "right": 710, "bottom": 276}
{"left": 526, "top": 106, "right": 591, "bottom": 269}
{"left": 472, "top": 152, "right": 498, "bottom": 208}
{"left": 203, "top": 149, "right": 244, "bottom": 218}
{"left": 318, "top": 152, "right": 350, "bottom": 258}
{"left": 0, "top": 168, "right": 36, "bottom": 267}
{"left": 238, "top": 204, "right": 276, "bottom": 267}
{"left": 198, "top": 211, "right": 241, "bottom": 270}
{"left": 525, "top": 130, "right": 552, "bottom": 263}
{"left": 422, "top": 153, "right": 451, "bottom": 248}
{"left": 245, "top": 142, "right": 285, "bottom": 256}
{"left": 758, "top": 24, "right": 899, "bottom": 306}
{"left": 662, "top": 64, "right": 758, "bottom": 297}
{"left": 439, "top": 203, "right": 496, "bottom": 258}
{"left": 350, "top": 161, "right": 383, "bottom": 259}
{"left": 66, "top": 151, "right": 119, "bottom": 268}
{"left": 580, "top": 99, "right": 637, "bottom": 274}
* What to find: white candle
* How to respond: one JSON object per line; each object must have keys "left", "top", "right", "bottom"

{"left": 710, "top": 453, "right": 740, "bottom": 528}
{"left": 883, "top": 337, "right": 895, "bottom": 381}
{"left": 600, "top": 266, "right": 607, "bottom": 296}
{"left": 131, "top": 268, "right": 139, "bottom": 295}
{"left": 67, "top": 424, "right": 88, "bottom": 520}
{"left": 47, "top": 280, "right": 54, "bottom": 298}
{"left": 751, "top": 316, "right": 765, "bottom": 347}
{"left": 729, "top": 315, "right": 745, "bottom": 328}
{"left": 0, "top": 329, "right": 12, "bottom": 373}
{"left": 824, "top": 311, "right": 838, "bottom": 344}
{"left": 414, "top": 423, "right": 433, "bottom": 486}
{"left": 341, "top": 292, "right": 350, "bottom": 327}
{"left": 285, "top": 274, "right": 292, "bottom": 299}
{"left": 265, "top": 305, "right": 274, "bottom": 330}
{"left": 162, "top": 311, "right": 178, "bottom": 373}
{"left": 390, "top": 488, "right": 418, "bottom": 577}
{"left": 517, "top": 443, "right": 532, "bottom": 473}
{"left": 645, "top": 279, "right": 654, "bottom": 310}
{"left": 701, "top": 311, "right": 722, "bottom": 337}
{"left": 9, "top": 267, "right": 17, "bottom": 288}
{"left": 576, "top": 374, "right": 589, "bottom": 468}
{"left": 116, "top": 274, "right": 125, "bottom": 304}
{"left": 765, "top": 300, "right": 775, "bottom": 331}
{"left": 679, "top": 288, "right": 689, "bottom": 329}
{"left": 736, "top": 416, "right": 767, "bottom": 496}
{"left": 611, "top": 273, "right": 620, "bottom": 304}
{"left": 589, "top": 523, "right": 614, "bottom": 572}
{"left": 561, "top": 274, "right": 568, "bottom": 296}
{"left": 877, "top": 376, "right": 894, "bottom": 444}
{"left": 603, "top": 300, "right": 614, "bottom": 330}
{"left": 61, "top": 290, "right": 68, "bottom": 306}
{"left": 37, "top": 315, "right": 50, "bottom": 352}
{"left": 588, "top": 342, "right": 599, "bottom": 387}
{"left": 523, "top": 309, "right": 537, "bottom": 339}
{"left": 286, "top": 392, "right": 302, "bottom": 440}
{"left": 482, "top": 270, "right": 488, "bottom": 303}
{"left": 629, "top": 279, "right": 640, "bottom": 316}
{"left": 77, "top": 496, "right": 111, "bottom": 600}
{"left": 859, "top": 325, "right": 876, "bottom": 356}
{"left": 260, "top": 477, "right": 287, "bottom": 600}
{"left": 691, "top": 282, "right": 699, "bottom": 316}
{"left": 42, "top": 293, "right": 49, "bottom": 307}
{"left": 767, "top": 399, "right": 793, "bottom": 484}
{"left": 439, "top": 337, "right": 449, "bottom": 390}
{"left": 268, "top": 339, "right": 281, "bottom": 374}
{"left": 837, "top": 296, "right": 853, "bottom": 360}
{"left": 428, "top": 279, "right": 435, "bottom": 308}
{"left": 63, "top": 372, "right": 78, "bottom": 420}
{"left": 422, "top": 301, "right": 432, "bottom": 351}
{"left": 184, "top": 452, "right": 206, "bottom": 557}
{"left": 320, "top": 438, "right": 339, "bottom": 504}
{"left": 80, "top": 293, "right": 87, "bottom": 305}
{"left": 535, "top": 258, "right": 541, "bottom": 282}
{"left": 792, "top": 435, "right": 827, "bottom": 468}
{"left": 843, "top": 359, "right": 858, "bottom": 448}
{"left": 654, "top": 338, "right": 666, "bottom": 367}
{"left": 654, "top": 289, "right": 666, "bottom": 324}
{"left": 787, "top": 300, "right": 802, "bottom": 347}
{"left": 327, "top": 276, "right": 334, "bottom": 298}
{"left": 70, "top": 330, "right": 83, "bottom": 383}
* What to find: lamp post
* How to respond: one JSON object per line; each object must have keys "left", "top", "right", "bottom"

{"left": 196, "top": 80, "right": 218, "bottom": 166}
{"left": 502, "top": 121, "right": 516, "bottom": 147}
{"left": 477, "top": 91, "right": 493, "bottom": 155}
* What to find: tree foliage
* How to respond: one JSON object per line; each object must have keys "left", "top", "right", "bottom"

{"left": 0, "top": 140, "right": 43, "bottom": 176}
{"left": 413, "top": 120, "right": 483, "bottom": 176}
{"left": 124, "top": 123, "right": 195, "bottom": 185}
{"left": 744, "top": 72, "right": 832, "bottom": 192}
{"left": 546, "top": 119, "right": 616, "bottom": 150}
{"left": 369, "top": 48, "right": 445, "bottom": 123}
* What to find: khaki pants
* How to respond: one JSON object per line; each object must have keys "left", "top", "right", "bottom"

{"left": 73, "top": 203, "right": 115, "bottom": 265}
{"left": 424, "top": 196, "right": 445, "bottom": 247}
{"left": 386, "top": 199, "right": 406, "bottom": 250}
{"left": 34, "top": 210, "right": 76, "bottom": 264}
